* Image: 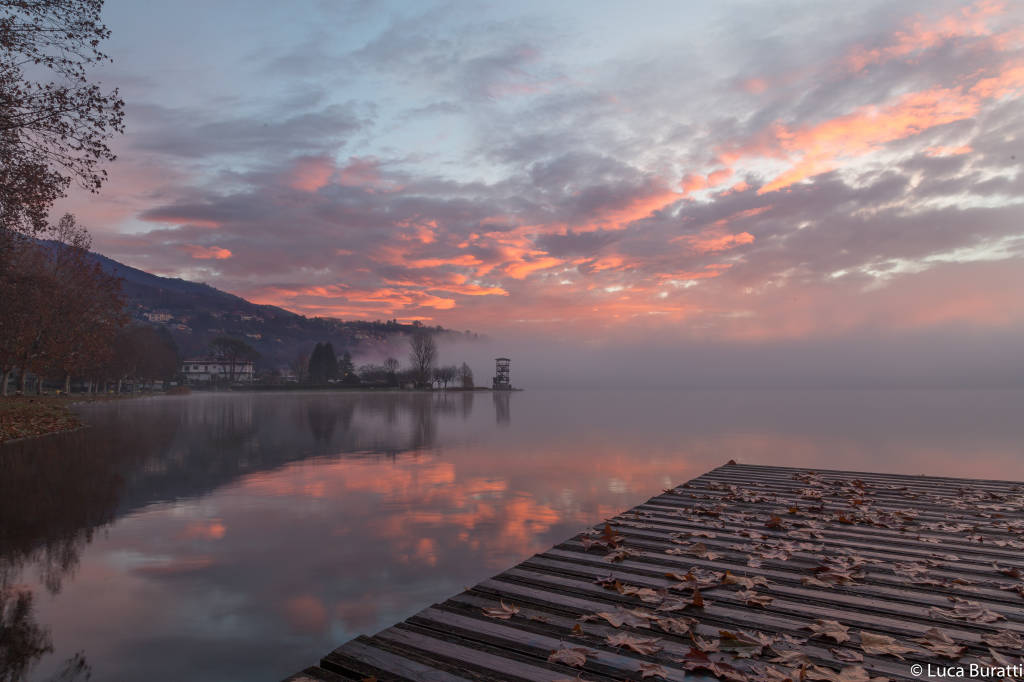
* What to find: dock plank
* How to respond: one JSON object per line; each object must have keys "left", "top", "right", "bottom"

{"left": 288, "top": 463, "right": 1024, "bottom": 681}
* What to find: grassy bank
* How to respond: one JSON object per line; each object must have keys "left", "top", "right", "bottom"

{"left": 0, "top": 396, "right": 85, "bottom": 444}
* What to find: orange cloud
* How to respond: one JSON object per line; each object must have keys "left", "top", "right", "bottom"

{"left": 740, "top": 84, "right": 984, "bottom": 194}
{"left": 182, "top": 244, "right": 232, "bottom": 260}
{"left": 844, "top": 0, "right": 1007, "bottom": 73}
{"left": 925, "top": 145, "right": 973, "bottom": 157}
{"left": 681, "top": 173, "right": 707, "bottom": 194}
{"left": 672, "top": 226, "right": 756, "bottom": 253}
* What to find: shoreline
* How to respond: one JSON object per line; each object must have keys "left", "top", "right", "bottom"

{"left": 0, "top": 393, "right": 155, "bottom": 445}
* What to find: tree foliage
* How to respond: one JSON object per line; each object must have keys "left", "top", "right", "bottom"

{"left": 209, "top": 336, "right": 258, "bottom": 383}
{"left": 458, "top": 362, "right": 474, "bottom": 389}
{"left": 1, "top": 0, "right": 125, "bottom": 237}
{"left": 0, "top": 214, "right": 125, "bottom": 394}
{"left": 434, "top": 365, "right": 457, "bottom": 390}
{"left": 308, "top": 341, "right": 338, "bottom": 384}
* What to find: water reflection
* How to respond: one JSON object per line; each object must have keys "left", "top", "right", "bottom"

{"left": 492, "top": 391, "right": 510, "bottom": 425}
{"left": 0, "top": 388, "right": 1022, "bottom": 681}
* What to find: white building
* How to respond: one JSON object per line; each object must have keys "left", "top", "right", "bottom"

{"left": 181, "top": 358, "right": 255, "bottom": 384}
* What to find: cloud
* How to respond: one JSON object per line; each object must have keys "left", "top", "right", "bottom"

{"left": 61, "top": 0, "right": 1024, "bottom": 357}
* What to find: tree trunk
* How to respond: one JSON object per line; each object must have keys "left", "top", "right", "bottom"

{"left": 64, "top": 372, "right": 71, "bottom": 394}
{"left": 19, "top": 368, "right": 27, "bottom": 394}
{"left": 1, "top": 370, "right": 8, "bottom": 396}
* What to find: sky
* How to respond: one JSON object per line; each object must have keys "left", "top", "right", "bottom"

{"left": 56, "top": 0, "right": 1024, "bottom": 383}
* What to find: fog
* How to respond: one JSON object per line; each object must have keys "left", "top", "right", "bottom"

{"left": 435, "top": 324, "right": 1024, "bottom": 389}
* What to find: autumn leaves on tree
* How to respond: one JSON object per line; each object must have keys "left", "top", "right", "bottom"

{"left": 1, "top": 1, "right": 127, "bottom": 394}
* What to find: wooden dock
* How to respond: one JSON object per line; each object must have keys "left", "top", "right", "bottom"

{"left": 285, "top": 463, "right": 1024, "bottom": 682}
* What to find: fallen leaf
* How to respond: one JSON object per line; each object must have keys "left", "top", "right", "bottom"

{"left": 801, "top": 576, "right": 833, "bottom": 588}
{"left": 993, "top": 562, "right": 1023, "bottom": 579}
{"left": 719, "top": 629, "right": 773, "bottom": 657}
{"left": 770, "top": 649, "right": 813, "bottom": 666}
{"left": 606, "top": 632, "right": 663, "bottom": 655}
{"left": 579, "top": 607, "right": 653, "bottom": 629}
{"left": 723, "top": 571, "right": 770, "bottom": 589}
{"left": 858, "top": 631, "right": 917, "bottom": 660}
{"left": 571, "top": 623, "right": 585, "bottom": 637}
{"left": 805, "top": 619, "right": 850, "bottom": 644}
{"left": 548, "top": 646, "right": 593, "bottom": 667}
{"left": 482, "top": 601, "right": 519, "bottom": 619}
{"left": 637, "top": 662, "right": 670, "bottom": 679}
{"left": 913, "top": 628, "right": 965, "bottom": 659}
{"left": 737, "top": 589, "right": 773, "bottom": 607}
{"left": 805, "top": 665, "right": 885, "bottom": 682}
{"left": 605, "top": 548, "right": 638, "bottom": 563}
{"left": 652, "top": 615, "right": 696, "bottom": 635}
{"left": 981, "top": 630, "right": 1024, "bottom": 650}
{"left": 929, "top": 598, "right": 1006, "bottom": 623}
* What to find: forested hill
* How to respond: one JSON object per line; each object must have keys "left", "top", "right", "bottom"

{"left": 87, "top": 250, "right": 479, "bottom": 369}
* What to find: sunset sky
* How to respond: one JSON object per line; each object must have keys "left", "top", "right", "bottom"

{"left": 60, "top": 0, "right": 1024, "bottom": 349}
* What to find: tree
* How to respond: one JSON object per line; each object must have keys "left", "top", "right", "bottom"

{"left": 289, "top": 350, "right": 309, "bottom": 384}
{"left": 339, "top": 350, "right": 359, "bottom": 385}
{"left": 458, "top": 362, "right": 474, "bottom": 389}
{"left": 308, "top": 341, "right": 339, "bottom": 384}
{"left": 435, "top": 365, "right": 457, "bottom": 390}
{"left": 383, "top": 356, "right": 399, "bottom": 387}
{"left": 209, "top": 336, "right": 257, "bottom": 383}
{"left": 1, "top": 0, "right": 125, "bottom": 238}
{"left": 37, "top": 214, "right": 125, "bottom": 391}
{"left": 0, "top": 214, "right": 124, "bottom": 394}
{"left": 408, "top": 330, "right": 436, "bottom": 388}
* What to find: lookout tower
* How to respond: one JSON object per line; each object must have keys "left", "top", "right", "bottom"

{"left": 492, "top": 357, "right": 511, "bottom": 390}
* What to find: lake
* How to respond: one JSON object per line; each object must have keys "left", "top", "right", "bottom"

{"left": 2, "top": 389, "right": 1023, "bottom": 681}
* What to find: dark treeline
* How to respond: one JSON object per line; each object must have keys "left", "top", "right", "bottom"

{"left": 286, "top": 331, "right": 475, "bottom": 390}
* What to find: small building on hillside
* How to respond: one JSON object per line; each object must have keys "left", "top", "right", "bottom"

{"left": 181, "top": 358, "right": 255, "bottom": 384}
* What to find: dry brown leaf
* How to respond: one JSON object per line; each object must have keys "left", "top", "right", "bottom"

{"left": 913, "top": 628, "right": 965, "bottom": 659}
{"left": 690, "top": 634, "right": 721, "bottom": 652}
{"left": 737, "top": 589, "right": 774, "bottom": 607}
{"left": 802, "top": 576, "right": 833, "bottom": 588}
{"left": 616, "top": 583, "right": 663, "bottom": 603}
{"left": 770, "top": 649, "right": 813, "bottom": 666}
{"left": 481, "top": 601, "right": 519, "bottom": 619}
{"left": 805, "top": 619, "right": 850, "bottom": 644}
{"left": 580, "top": 607, "right": 652, "bottom": 628}
{"left": 606, "top": 632, "right": 663, "bottom": 655}
{"left": 929, "top": 598, "right": 1006, "bottom": 623}
{"left": 993, "top": 562, "right": 1023, "bottom": 579}
{"left": 570, "top": 623, "right": 585, "bottom": 637}
{"left": 719, "top": 629, "right": 772, "bottom": 657}
{"left": 548, "top": 646, "right": 593, "bottom": 667}
{"left": 805, "top": 665, "right": 887, "bottom": 682}
{"left": 637, "top": 662, "right": 670, "bottom": 679}
{"left": 677, "top": 650, "right": 746, "bottom": 681}
{"left": 981, "top": 630, "right": 1024, "bottom": 649}
{"left": 605, "top": 548, "right": 638, "bottom": 563}
{"left": 652, "top": 615, "right": 696, "bottom": 635}
{"left": 858, "top": 631, "right": 917, "bottom": 660}
{"left": 723, "top": 571, "right": 771, "bottom": 589}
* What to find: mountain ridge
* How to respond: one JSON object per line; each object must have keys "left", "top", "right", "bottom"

{"left": 87, "top": 250, "right": 476, "bottom": 370}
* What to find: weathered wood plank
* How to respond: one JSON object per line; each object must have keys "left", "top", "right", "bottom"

{"left": 286, "top": 464, "right": 1024, "bottom": 682}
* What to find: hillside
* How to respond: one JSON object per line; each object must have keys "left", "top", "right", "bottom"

{"left": 89, "top": 251, "right": 479, "bottom": 369}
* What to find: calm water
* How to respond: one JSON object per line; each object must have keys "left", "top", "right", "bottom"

{"left": 2, "top": 388, "right": 1023, "bottom": 681}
